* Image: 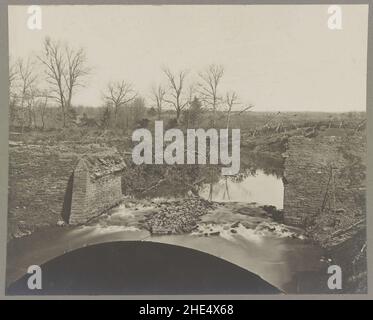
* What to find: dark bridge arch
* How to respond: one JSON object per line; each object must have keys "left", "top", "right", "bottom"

{"left": 7, "top": 241, "right": 281, "bottom": 295}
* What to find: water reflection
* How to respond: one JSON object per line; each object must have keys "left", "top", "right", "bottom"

{"left": 240, "top": 150, "right": 284, "bottom": 179}
{"left": 199, "top": 170, "right": 284, "bottom": 209}
{"left": 124, "top": 151, "right": 285, "bottom": 199}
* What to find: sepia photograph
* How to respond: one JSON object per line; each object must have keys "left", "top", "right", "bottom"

{"left": 4, "top": 4, "right": 368, "bottom": 295}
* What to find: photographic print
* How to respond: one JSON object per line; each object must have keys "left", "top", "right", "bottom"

{"left": 5, "top": 4, "right": 368, "bottom": 295}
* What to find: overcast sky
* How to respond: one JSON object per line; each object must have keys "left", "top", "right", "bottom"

{"left": 9, "top": 5, "right": 368, "bottom": 112}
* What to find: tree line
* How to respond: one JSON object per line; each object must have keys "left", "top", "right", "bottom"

{"left": 9, "top": 37, "right": 252, "bottom": 132}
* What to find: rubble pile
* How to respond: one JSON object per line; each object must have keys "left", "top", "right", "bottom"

{"left": 146, "top": 198, "right": 215, "bottom": 235}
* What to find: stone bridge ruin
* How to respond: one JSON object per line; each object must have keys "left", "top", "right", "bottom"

{"left": 8, "top": 128, "right": 366, "bottom": 239}
{"left": 8, "top": 144, "right": 126, "bottom": 238}
{"left": 283, "top": 129, "right": 366, "bottom": 228}
{"left": 66, "top": 152, "right": 126, "bottom": 225}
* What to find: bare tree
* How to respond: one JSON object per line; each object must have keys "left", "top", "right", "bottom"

{"left": 162, "top": 67, "right": 189, "bottom": 122}
{"left": 64, "top": 45, "right": 90, "bottom": 110}
{"left": 37, "top": 90, "right": 49, "bottom": 130}
{"left": 225, "top": 91, "right": 239, "bottom": 129}
{"left": 9, "top": 59, "right": 19, "bottom": 125}
{"left": 103, "top": 80, "right": 137, "bottom": 125}
{"left": 16, "top": 58, "right": 38, "bottom": 130}
{"left": 26, "top": 86, "right": 40, "bottom": 129}
{"left": 198, "top": 64, "right": 224, "bottom": 126}
{"left": 38, "top": 37, "right": 90, "bottom": 127}
{"left": 9, "top": 59, "right": 18, "bottom": 89}
{"left": 38, "top": 38, "right": 67, "bottom": 127}
{"left": 151, "top": 84, "right": 166, "bottom": 120}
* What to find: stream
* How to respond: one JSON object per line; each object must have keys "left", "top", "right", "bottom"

{"left": 6, "top": 169, "right": 328, "bottom": 294}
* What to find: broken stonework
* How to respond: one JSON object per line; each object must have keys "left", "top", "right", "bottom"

{"left": 69, "top": 152, "right": 126, "bottom": 225}
{"left": 283, "top": 132, "right": 366, "bottom": 228}
{"left": 8, "top": 144, "right": 126, "bottom": 237}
